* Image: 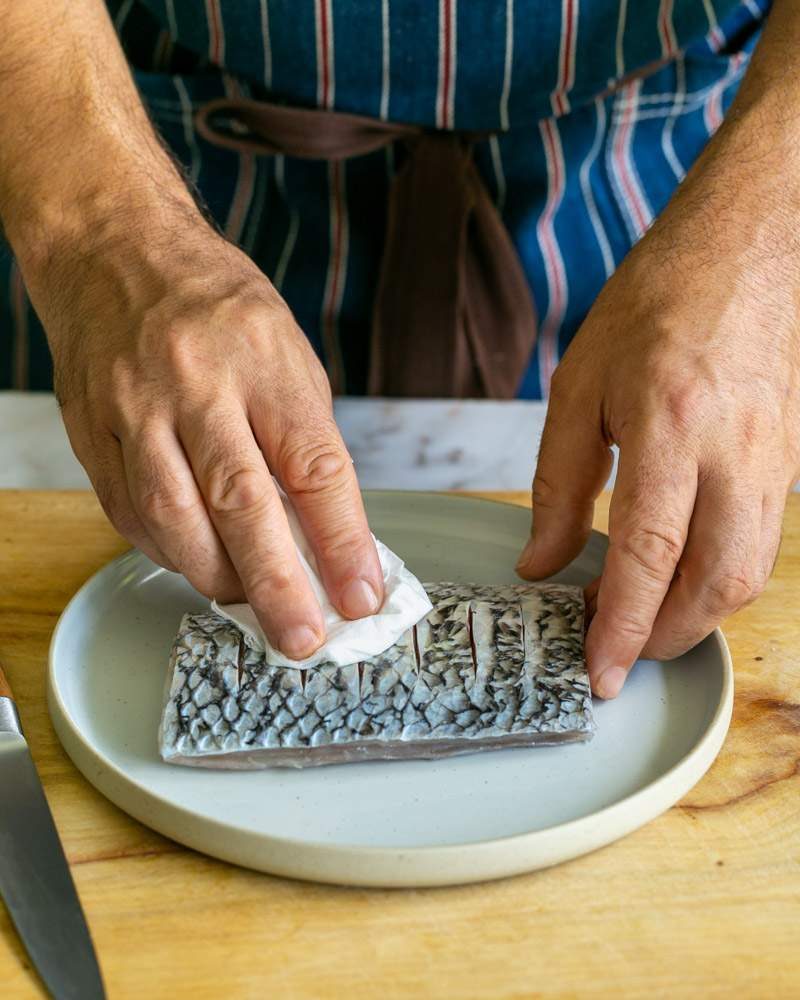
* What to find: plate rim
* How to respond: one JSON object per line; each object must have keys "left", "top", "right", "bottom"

{"left": 47, "top": 492, "right": 734, "bottom": 886}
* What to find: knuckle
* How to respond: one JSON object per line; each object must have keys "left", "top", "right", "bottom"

{"left": 164, "top": 323, "right": 206, "bottom": 379}
{"left": 658, "top": 380, "right": 707, "bottom": 436}
{"left": 617, "top": 525, "right": 685, "bottom": 580}
{"left": 96, "top": 484, "right": 140, "bottom": 540}
{"left": 206, "top": 466, "right": 269, "bottom": 516}
{"left": 608, "top": 609, "right": 653, "bottom": 644}
{"left": 280, "top": 433, "right": 350, "bottom": 495}
{"left": 700, "top": 570, "right": 754, "bottom": 618}
{"left": 138, "top": 484, "right": 196, "bottom": 527}
{"left": 247, "top": 572, "right": 295, "bottom": 610}
{"left": 531, "top": 472, "right": 561, "bottom": 512}
{"left": 314, "top": 529, "right": 365, "bottom": 565}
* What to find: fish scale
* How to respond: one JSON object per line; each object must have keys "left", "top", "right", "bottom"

{"left": 159, "top": 582, "right": 594, "bottom": 768}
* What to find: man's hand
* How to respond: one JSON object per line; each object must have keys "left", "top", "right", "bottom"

{"left": 41, "top": 217, "right": 384, "bottom": 660}
{"left": 518, "top": 0, "right": 800, "bottom": 698}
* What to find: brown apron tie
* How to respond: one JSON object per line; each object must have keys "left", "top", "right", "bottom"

{"left": 195, "top": 98, "right": 537, "bottom": 398}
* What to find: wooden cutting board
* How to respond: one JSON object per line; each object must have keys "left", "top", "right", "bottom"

{"left": 0, "top": 490, "right": 798, "bottom": 999}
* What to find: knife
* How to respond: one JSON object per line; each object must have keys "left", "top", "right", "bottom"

{"left": 0, "top": 660, "right": 105, "bottom": 999}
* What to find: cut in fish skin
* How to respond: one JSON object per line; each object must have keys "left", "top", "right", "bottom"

{"left": 158, "top": 582, "right": 593, "bottom": 769}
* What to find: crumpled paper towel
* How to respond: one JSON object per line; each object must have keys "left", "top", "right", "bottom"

{"left": 212, "top": 484, "right": 432, "bottom": 669}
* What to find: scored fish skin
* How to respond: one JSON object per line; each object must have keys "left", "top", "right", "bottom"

{"left": 159, "top": 583, "right": 594, "bottom": 769}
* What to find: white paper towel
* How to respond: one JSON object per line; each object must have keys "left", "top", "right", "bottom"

{"left": 212, "top": 484, "right": 432, "bottom": 669}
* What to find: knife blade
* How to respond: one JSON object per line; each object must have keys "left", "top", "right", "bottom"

{"left": 0, "top": 662, "right": 105, "bottom": 1000}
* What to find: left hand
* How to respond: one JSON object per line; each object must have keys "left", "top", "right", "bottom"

{"left": 516, "top": 103, "right": 800, "bottom": 699}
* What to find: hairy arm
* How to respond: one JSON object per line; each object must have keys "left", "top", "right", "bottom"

{"left": 0, "top": 0, "right": 196, "bottom": 274}
{"left": 0, "top": 1, "right": 384, "bottom": 660}
{"left": 518, "top": 0, "right": 800, "bottom": 696}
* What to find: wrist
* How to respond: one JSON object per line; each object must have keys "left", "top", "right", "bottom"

{"left": 2, "top": 127, "right": 200, "bottom": 285}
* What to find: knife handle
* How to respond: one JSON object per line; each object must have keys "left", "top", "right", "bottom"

{"left": 0, "top": 661, "right": 11, "bottom": 699}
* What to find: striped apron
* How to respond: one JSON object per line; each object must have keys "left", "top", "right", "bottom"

{"left": 0, "top": 0, "right": 768, "bottom": 396}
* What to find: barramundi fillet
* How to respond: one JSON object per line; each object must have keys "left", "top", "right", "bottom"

{"left": 158, "top": 582, "right": 593, "bottom": 769}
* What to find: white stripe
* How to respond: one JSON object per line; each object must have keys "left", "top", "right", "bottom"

{"left": 610, "top": 63, "right": 749, "bottom": 121}
{"left": 164, "top": 0, "right": 178, "bottom": 37}
{"left": 273, "top": 156, "right": 299, "bottom": 293}
{"left": 448, "top": 0, "right": 457, "bottom": 128}
{"left": 579, "top": 98, "right": 615, "bottom": 279}
{"left": 613, "top": 77, "right": 748, "bottom": 109}
{"left": 536, "top": 118, "right": 569, "bottom": 397}
{"left": 380, "top": 0, "right": 390, "bottom": 120}
{"left": 615, "top": 0, "right": 628, "bottom": 79}
{"left": 743, "top": 0, "right": 762, "bottom": 17}
{"left": 489, "top": 136, "right": 507, "bottom": 215}
{"left": 661, "top": 55, "right": 686, "bottom": 182}
{"left": 703, "top": 51, "right": 745, "bottom": 135}
{"left": 259, "top": 0, "right": 272, "bottom": 88}
{"left": 114, "top": 0, "right": 135, "bottom": 32}
{"left": 173, "top": 77, "right": 201, "bottom": 184}
{"left": 701, "top": 0, "right": 719, "bottom": 34}
{"left": 499, "top": 0, "right": 514, "bottom": 131}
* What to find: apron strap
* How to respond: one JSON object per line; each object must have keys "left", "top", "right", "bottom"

{"left": 196, "top": 97, "right": 537, "bottom": 398}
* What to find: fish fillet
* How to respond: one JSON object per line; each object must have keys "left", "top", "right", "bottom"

{"left": 158, "top": 582, "right": 593, "bottom": 769}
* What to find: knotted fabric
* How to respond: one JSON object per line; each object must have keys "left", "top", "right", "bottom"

{"left": 195, "top": 98, "right": 537, "bottom": 398}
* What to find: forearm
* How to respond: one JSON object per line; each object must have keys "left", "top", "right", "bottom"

{"left": 0, "top": 0, "right": 197, "bottom": 276}
{"left": 669, "top": 1, "right": 800, "bottom": 261}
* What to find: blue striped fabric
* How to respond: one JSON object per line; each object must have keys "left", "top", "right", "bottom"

{"left": 0, "top": 0, "right": 769, "bottom": 395}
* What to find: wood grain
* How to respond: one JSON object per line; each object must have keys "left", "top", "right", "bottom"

{"left": 0, "top": 490, "right": 798, "bottom": 999}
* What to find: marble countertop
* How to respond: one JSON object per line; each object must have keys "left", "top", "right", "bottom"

{"left": 0, "top": 392, "right": 566, "bottom": 491}
{"left": 2, "top": 390, "right": 795, "bottom": 494}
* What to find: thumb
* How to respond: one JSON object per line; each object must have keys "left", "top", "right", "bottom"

{"left": 517, "top": 386, "right": 611, "bottom": 580}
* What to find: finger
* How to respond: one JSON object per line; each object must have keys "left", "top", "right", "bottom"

{"left": 264, "top": 415, "right": 384, "bottom": 621}
{"left": 68, "top": 421, "right": 176, "bottom": 570}
{"left": 517, "top": 377, "right": 612, "bottom": 580}
{"left": 642, "top": 473, "right": 764, "bottom": 660}
{"left": 120, "top": 421, "right": 243, "bottom": 603}
{"left": 586, "top": 439, "right": 697, "bottom": 699}
{"left": 180, "top": 406, "right": 325, "bottom": 660}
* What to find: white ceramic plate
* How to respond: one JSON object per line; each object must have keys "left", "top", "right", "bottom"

{"left": 48, "top": 493, "right": 732, "bottom": 887}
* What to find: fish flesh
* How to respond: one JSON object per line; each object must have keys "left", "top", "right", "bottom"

{"left": 158, "top": 582, "right": 593, "bottom": 769}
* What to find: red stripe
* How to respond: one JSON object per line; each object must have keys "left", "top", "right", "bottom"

{"left": 658, "top": 0, "right": 676, "bottom": 57}
{"left": 613, "top": 90, "right": 650, "bottom": 236}
{"left": 560, "top": 0, "right": 575, "bottom": 89}
{"left": 206, "top": 0, "right": 223, "bottom": 64}
{"left": 439, "top": 0, "right": 453, "bottom": 128}
{"left": 319, "top": 0, "right": 331, "bottom": 108}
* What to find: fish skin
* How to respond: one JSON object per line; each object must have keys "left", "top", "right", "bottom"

{"left": 158, "top": 583, "right": 594, "bottom": 769}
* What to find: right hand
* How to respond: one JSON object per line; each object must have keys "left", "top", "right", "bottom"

{"left": 32, "top": 209, "right": 383, "bottom": 660}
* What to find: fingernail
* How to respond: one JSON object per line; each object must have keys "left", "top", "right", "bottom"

{"left": 340, "top": 577, "right": 380, "bottom": 619}
{"left": 279, "top": 625, "right": 321, "bottom": 660}
{"left": 595, "top": 666, "right": 627, "bottom": 700}
{"left": 516, "top": 537, "right": 536, "bottom": 573}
